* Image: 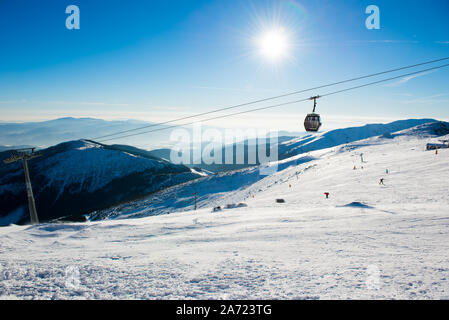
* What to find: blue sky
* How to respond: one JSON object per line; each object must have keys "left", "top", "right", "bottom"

{"left": 0, "top": 0, "right": 448, "bottom": 130}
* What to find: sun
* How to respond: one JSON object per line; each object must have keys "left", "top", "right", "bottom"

{"left": 257, "top": 27, "right": 289, "bottom": 61}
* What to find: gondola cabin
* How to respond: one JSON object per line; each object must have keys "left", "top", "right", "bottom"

{"left": 304, "top": 113, "right": 321, "bottom": 132}
{"left": 304, "top": 95, "right": 322, "bottom": 132}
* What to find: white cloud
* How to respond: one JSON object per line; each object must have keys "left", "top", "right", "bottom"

{"left": 400, "top": 93, "right": 449, "bottom": 105}
{"left": 386, "top": 70, "right": 436, "bottom": 87}
{"left": 44, "top": 101, "right": 130, "bottom": 107}
{"left": 368, "top": 40, "right": 419, "bottom": 44}
{"left": 349, "top": 40, "right": 419, "bottom": 45}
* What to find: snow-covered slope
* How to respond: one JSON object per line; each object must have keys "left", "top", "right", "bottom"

{"left": 0, "top": 140, "right": 203, "bottom": 225}
{"left": 1, "top": 120, "right": 449, "bottom": 299}
{"left": 92, "top": 119, "right": 444, "bottom": 220}
{"left": 278, "top": 118, "right": 437, "bottom": 159}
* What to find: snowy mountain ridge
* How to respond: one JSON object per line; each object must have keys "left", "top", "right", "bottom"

{"left": 0, "top": 140, "right": 203, "bottom": 225}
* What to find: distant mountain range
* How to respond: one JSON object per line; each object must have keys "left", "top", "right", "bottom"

{"left": 0, "top": 140, "right": 205, "bottom": 225}
{"left": 0, "top": 117, "right": 301, "bottom": 156}
{"left": 0, "top": 117, "right": 303, "bottom": 154}
{"left": 143, "top": 136, "right": 296, "bottom": 173}
{"left": 0, "top": 117, "right": 176, "bottom": 150}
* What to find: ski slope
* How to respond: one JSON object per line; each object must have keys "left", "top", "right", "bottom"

{"left": 89, "top": 119, "right": 441, "bottom": 220}
{"left": 1, "top": 123, "right": 449, "bottom": 299}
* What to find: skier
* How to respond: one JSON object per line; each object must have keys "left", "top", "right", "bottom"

{"left": 324, "top": 192, "right": 329, "bottom": 199}
{"left": 379, "top": 178, "right": 384, "bottom": 185}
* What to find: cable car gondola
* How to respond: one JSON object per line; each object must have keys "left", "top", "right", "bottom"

{"left": 304, "top": 95, "right": 322, "bottom": 132}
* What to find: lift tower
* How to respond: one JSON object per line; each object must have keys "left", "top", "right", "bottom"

{"left": 3, "top": 148, "right": 41, "bottom": 224}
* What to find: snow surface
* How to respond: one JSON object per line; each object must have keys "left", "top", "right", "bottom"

{"left": 1, "top": 123, "right": 449, "bottom": 299}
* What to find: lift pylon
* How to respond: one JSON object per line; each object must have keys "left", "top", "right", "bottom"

{"left": 3, "top": 148, "right": 41, "bottom": 224}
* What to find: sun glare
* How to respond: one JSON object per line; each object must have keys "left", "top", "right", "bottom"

{"left": 258, "top": 27, "right": 289, "bottom": 61}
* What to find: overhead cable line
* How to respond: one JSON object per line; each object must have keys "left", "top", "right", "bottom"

{"left": 96, "top": 63, "right": 449, "bottom": 143}
{"left": 91, "top": 56, "right": 449, "bottom": 140}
